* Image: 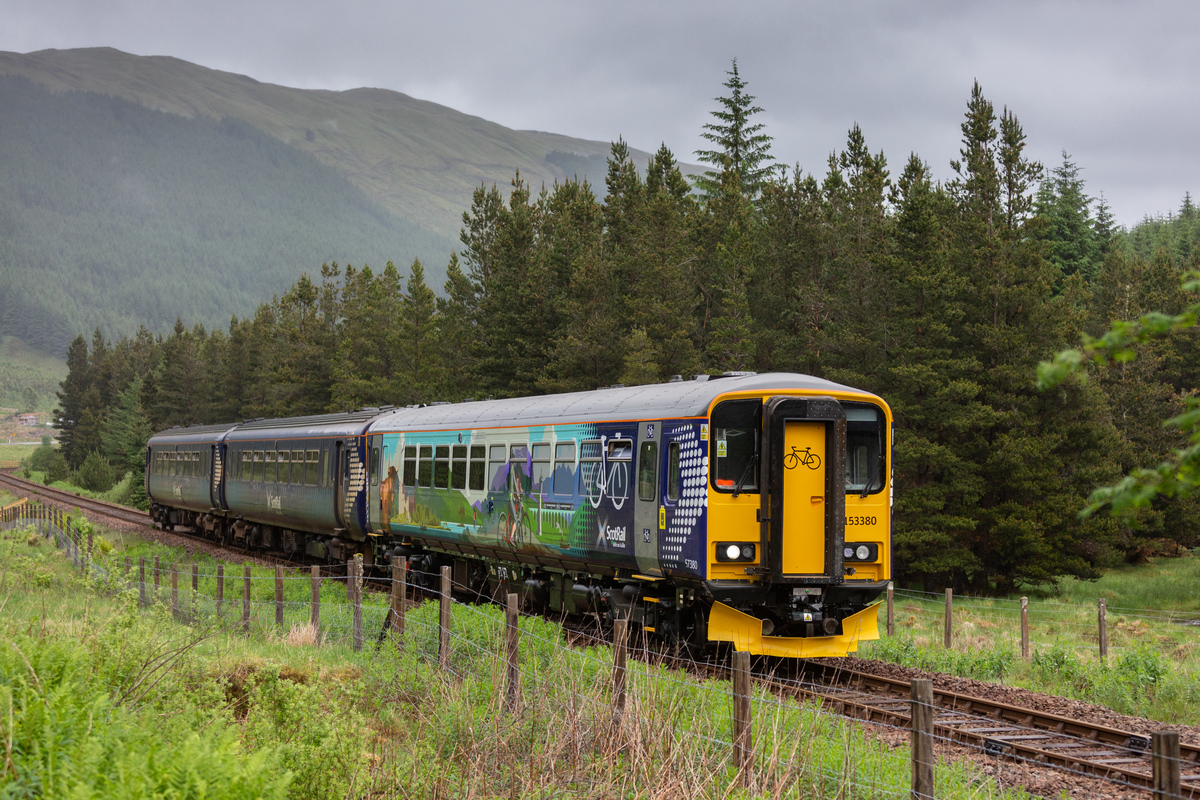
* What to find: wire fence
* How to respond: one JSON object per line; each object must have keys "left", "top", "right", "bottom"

{"left": 2, "top": 499, "right": 1193, "bottom": 798}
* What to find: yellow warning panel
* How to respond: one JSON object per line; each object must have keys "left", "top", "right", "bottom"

{"left": 781, "top": 421, "right": 826, "bottom": 574}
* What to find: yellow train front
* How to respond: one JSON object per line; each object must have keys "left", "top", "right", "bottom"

{"left": 365, "top": 372, "right": 891, "bottom": 658}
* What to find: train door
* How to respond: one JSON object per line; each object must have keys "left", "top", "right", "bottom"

{"left": 367, "top": 435, "right": 383, "bottom": 532}
{"left": 633, "top": 421, "right": 662, "bottom": 576}
{"left": 780, "top": 422, "right": 826, "bottom": 574}
{"left": 334, "top": 441, "right": 346, "bottom": 529}
{"left": 763, "top": 397, "right": 846, "bottom": 583}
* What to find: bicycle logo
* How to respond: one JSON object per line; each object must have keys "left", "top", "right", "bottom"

{"left": 784, "top": 446, "right": 821, "bottom": 471}
{"left": 586, "top": 435, "right": 630, "bottom": 510}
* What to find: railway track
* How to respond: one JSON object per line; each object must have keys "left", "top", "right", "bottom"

{"left": 0, "top": 470, "right": 152, "bottom": 527}
{"left": 784, "top": 660, "right": 1199, "bottom": 795}
{"left": 4, "top": 470, "right": 1194, "bottom": 793}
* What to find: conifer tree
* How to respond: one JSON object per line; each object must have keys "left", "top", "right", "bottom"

{"left": 692, "top": 59, "right": 777, "bottom": 199}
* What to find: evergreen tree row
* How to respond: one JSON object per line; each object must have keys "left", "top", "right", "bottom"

{"left": 54, "top": 69, "right": 1200, "bottom": 592}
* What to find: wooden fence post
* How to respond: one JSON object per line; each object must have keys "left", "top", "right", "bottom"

{"left": 732, "top": 650, "right": 753, "bottom": 784}
{"left": 124, "top": 555, "right": 131, "bottom": 582}
{"left": 217, "top": 564, "right": 224, "bottom": 616}
{"left": 171, "top": 563, "right": 179, "bottom": 617}
{"left": 242, "top": 564, "right": 251, "bottom": 634}
{"left": 390, "top": 557, "right": 405, "bottom": 641}
{"left": 439, "top": 565, "right": 451, "bottom": 668}
{"left": 191, "top": 564, "right": 199, "bottom": 618}
{"left": 887, "top": 581, "right": 894, "bottom": 637}
{"left": 275, "top": 565, "right": 285, "bottom": 629}
{"left": 1098, "top": 598, "right": 1108, "bottom": 661}
{"left": 86, "top": 530, "right": 93, "bottom": 576}
{"left": 1152, "top": 730, "right": 1182, "bottom": 800}
{"left": 139, "top": 557, "right": 146, "bottom": 606}
{"left": 505, "top": 593, "right": 520, "bottom": 712}
{"left": 310, "top": 565, "right": 321, "bottom": 641}
{"left": 944, "top": 588, "right": 953, "bottom": 649}
{"left": 1020, "top": 597, "right": 1030, "bottom": 660}
{"left": 911, "top": 678, "right": 935, "bottom": 800}
{"left": 612, "top": 617, "right": 628, "bottom": 723}
{"left": 351, "top": 556, "right": 364, "bottom": 651}
{"left": 153, "top": 555, "right": 161, "bottom": 598}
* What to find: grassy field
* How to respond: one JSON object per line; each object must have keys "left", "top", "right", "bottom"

{"left": 1, "top": 514, "right": 1033, "bottom": 800}
{"left": 859, "top": 554, "right": 1200, "bottom": 724}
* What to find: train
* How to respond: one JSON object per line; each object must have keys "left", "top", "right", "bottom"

{"left": 145, "top": 372, "right": 892, "bottom": 657}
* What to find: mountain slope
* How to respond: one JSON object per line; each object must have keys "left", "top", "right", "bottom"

{"left": 0, "top": 48, "right": 676, "bottom": 240}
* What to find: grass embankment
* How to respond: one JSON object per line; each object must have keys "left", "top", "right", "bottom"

{"left": 860, "top": 555, "right": 1200, "bottom": 724}
{"left": 1, "top": 518, "right": 1033, "bottom": 800}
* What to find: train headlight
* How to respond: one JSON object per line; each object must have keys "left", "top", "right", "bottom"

{"left": 716, "top": 542, "right": 756, "bottom": 562}
{"left": 843, "top": 543, "right": 879, "bottom": 562}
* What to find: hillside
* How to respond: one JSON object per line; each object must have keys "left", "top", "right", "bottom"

{"left": 0, "top": 47, "right": 686, "bottom": 359}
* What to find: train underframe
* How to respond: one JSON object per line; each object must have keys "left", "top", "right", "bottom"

{"left": 148, "top": 504, "right": 882, "bottom": 656}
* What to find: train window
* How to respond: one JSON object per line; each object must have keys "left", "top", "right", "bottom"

{"left": 488, "top": 445, "right": 507, "bottom": 491}
{"left": 578, "top": 439, "right": 602, "bottom": 500}
{"left": 253, "top": 451, "right": 264, "bottom": 482}
{"left": 403, "top": 446, "right": 417, "bottom": 487}
{"left": 638, "top": 442, "right": 658, "bottom": 502}
{"left": 607, "top": 439, "right": 633, "bottom": 460}
{"left": 321, "top": 450, "right": 329, "bottom": 487}
{"left": 168, "top": 452, "right": 176, "bottom": 477}
{"left": 845, "top": 405, "right": 885, "bottom": 495}
{"left": 553, "top": 442, "right": 575, "bottom": 496}
{"left": 531, "top": 444, "right": 550, "bottom": 496}
{"left": 279, "top": 451, "right": 290, "bottom": 484}
{"left": 451, "top": 445, "right": 467, "bottom": 490}
{"left": 434, "top": 445, "right": 450, "bottom": 489}
{"left": 712, "top": 399, "right": 762, "bottom": 493}
{"left": 241, "top": 451, "right": 252, "bottom": 481}
{"left": 418, "top": 445, "right": 433, "bottom": 488}
{"left": 469, "top": 445, "right": 485, "bottom": 491}
{"left": 667, "top": 442, "right": 681, "bottom": 502}
{"left": 291, "top": 451, "right": 303, "bottom": 484}
{"left": 193, "top": 451, "right": 200, "bottom": 477}
{"left": 306, "top": 451, "right": 319, "bottom": 485}
{"left": 371, "top": 446, "right": 381, "bottom": 487}
{"left": 266, "top": 451, "right": 277, "bottom": 483}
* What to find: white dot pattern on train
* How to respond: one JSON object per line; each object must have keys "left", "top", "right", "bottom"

{"left": 661, "top": 425, "right": 708, "bottom": 569}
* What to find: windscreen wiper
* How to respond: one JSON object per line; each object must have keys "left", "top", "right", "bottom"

{"left": 733, "top": 452, "right": 759, "bottom": 498}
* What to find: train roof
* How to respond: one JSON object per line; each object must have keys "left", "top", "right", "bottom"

{"left": 367, "top": 372, "right": 882, "bottom": 433}
{"left": 147, "top": 422, "right": 242, "bottom": 446}
{"left": 223, "top": 408, "right": 385, "bottom": 443}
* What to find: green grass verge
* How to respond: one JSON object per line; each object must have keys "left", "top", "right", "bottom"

{"left": 0, "top": 518, "right": 1034, "bottom": 800}
{"left": 863, "top": 557, "right": 1200, "bottom": 723}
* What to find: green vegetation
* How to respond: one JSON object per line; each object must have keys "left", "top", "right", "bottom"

{"left": 0, "top": 75, "right": 457, "bottom": 356}
{"left": 1, "top": 519, "right": 1033, "bottom": 800}
{"left": 0, "top": 334, "right": 66, "bottom": 410}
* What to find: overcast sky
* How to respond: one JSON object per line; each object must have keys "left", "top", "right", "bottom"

{"left": 4, "top": 0, "right": 1195, "bottom": 227}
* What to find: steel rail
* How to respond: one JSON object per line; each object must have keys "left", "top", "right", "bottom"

{"left": 787, "top": 660, "right": 1199, "bottom": 794}
{"left": 0, "top": 471, "right": 151, "bottom": 527}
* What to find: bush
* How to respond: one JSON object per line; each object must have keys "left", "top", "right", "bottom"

{"left": 77, "top": 451, "right": 115, "bottom": 492}
{"left": 25, "top": 443, "right": 57, "bottom": 472}
{"left": 43, "top": 450, "right": 70, "bottom": 484}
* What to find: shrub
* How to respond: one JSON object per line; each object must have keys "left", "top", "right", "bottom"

{"left": 44, "top": 451, "right": 70, "bottom": 484}
{"left": 77, "top": 451, "right": 115, "bottom": 492}
{"left": 25, "top": 443, "right": 57, "bottom": 472}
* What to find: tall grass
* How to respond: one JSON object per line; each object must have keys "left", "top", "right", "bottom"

{"left": 0, "top": 517, "right": 1036, "bottom": 800}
